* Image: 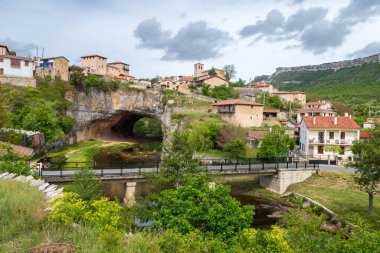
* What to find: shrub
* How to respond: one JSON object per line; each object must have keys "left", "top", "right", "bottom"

{"left": 84, "top": 197, "right": 123, "bottom": 230}
{"left": 216, "top": 124, "right": 246, "bottom": 149}
{"left": 65, "top": 169, "right": 102, "bottom": 201}
{"left": 224, "top": 140, "right": 247, "bottom": 159}
{"left": 48, "top": 192, "right": 87, "bottom": 225}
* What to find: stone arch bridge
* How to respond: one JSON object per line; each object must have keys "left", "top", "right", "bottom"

{"left": 65, "top": 88, "right": 171, "bottom": 144}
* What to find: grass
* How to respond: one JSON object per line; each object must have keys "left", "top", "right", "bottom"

{"left": 287, "top": 170, "right": 380, "bottom": 224}
{"left": 48, "top": 140, "right": 132, "bottom": 169}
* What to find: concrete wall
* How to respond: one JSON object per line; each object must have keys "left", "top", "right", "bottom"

{"left": 260, "top": 169, "right": 315, "bottom": 194}
{"left": 0, "top": 76, "right": 36, "bottom": 87}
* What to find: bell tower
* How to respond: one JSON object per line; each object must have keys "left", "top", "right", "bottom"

{"left": 194, "top": 63, "right": 204, "bottom": 77}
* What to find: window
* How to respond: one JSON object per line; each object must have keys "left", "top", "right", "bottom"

{"left": 0, "top": 68, "right": 3, "bottom": 75}
{"left": 0, "top": 58, "right": 3, "bottom": 62}
{"left": 25, "top": 61, "right": 29, "bottom": 67}
{"left": 318, "top": 146, "right": 324, "bottom": 154}
{"left": 10, "top": 59, "right": 21, "bottom": 68}
{"left": 329, "top": 132, "right": 334, "bottom": 139}
{"left": 340, "top": 132, "right": 345, "bottom": 140}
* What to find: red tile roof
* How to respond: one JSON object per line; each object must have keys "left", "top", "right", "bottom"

{"left": 163, "top": 77, "right": 174, "bottom": 82}
{"left": 81, "top": 54, "right": 107, "bottom": 59}
{"left": 246, "top": 130, "right": 269, "bottom": 140}
{"left": 108, "top": 61, "right": 129, "bottom": 65}
{"left": 272, "top": 91, "right": 305, "bottom": 94}
{"left": 302, "top": 116, "right": 360, "bottom": 129}
{"left": 213, "top": 99, "right": 263, "bottom": 106}
{"left": 306, "top": 101, "right": 331, "bottom": 105}
{"left": 179, "top": 76, "right": 193, "bottom": 82}
{"left": 360, "top": 132, "right": 370, "bottom": 139}
{"left": 294, "top": 108, "right": 336, "bottom": 114}
{"left": 41, "top": 56, "right": 70, "bottom": 62}
{"left": 0, "top": 54, "right": 33, "bottom": 61}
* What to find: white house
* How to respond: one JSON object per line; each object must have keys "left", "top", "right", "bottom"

{"left": 0, "top": 55, "right": 34, "bottom": 78}
{"left": 293, "top": 108, "right": 337, "bottom": 123}
{"left": 299, "top": 116, "right": 360, "bottom": 160}
{"left": 363, "top": 118, "right": 380, "bottom": 129}
{"left": 305, "top": 101, "right": 332, "bottom": 110}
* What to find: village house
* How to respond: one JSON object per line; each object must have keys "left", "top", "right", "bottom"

{"left": 36, "top": 56, "right": 70, "bottom": 81}
{"left": 81, "top": 55, "right": 108, "bottom": 75}
{"left": 212, "top": 99, "right": 264, "bottom": 127}
{"left": 363, "top": 118, "right": 380, "bottom": 129}
{"left": 193, "top": 63, "right": 228, "bottom": 88}
{"left": 272, "top": 91, "right": 306, "bottom": 105}
{"left": 293, "top": 108, "right": 337, "bottom": 123}
{"left": 299, "top": 116, "right": 360, "bottom": 161}
{"left": 158, "top": 76, "right": 193, "bottom": 94}
{"left": 106, "top": 61, "right": 133, "bottom": 81}
{"left": 305, "top": 100, "right": 332, "bottom": 110}
{"left": 246, "top": 130, "right": 269, "bottom": 148}
{"left": 0, "top": 44, "right": 36, "bottom": 87}
{"left": 250, "top": 82, "right": 278, "bottom": 93}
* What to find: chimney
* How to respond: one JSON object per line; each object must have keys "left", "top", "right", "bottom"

{"left": 349, "top": 115, "right": 352, "bottom": 119}
{"left": 313, "top": 117, "right": 316, "bottom": 125}
{"left": 334, "top": 116, "right": 337, "bottom": 125}
{"left": 344, "top": 112, "right": 348, "bottom": 117}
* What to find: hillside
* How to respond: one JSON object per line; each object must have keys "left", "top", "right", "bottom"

{"left": 272, "top": 63, "right": 380, "bottom": 106}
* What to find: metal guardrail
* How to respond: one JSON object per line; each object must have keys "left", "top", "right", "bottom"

{"left": 40, "top": 159, "right": 320, "bottom": 178}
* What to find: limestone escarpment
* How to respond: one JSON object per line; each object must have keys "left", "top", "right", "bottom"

{"left": 273, "top": 53, "right": 380, "bottom": 76}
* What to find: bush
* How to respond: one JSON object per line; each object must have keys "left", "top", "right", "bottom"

{"left": 65, "top": 169, "right": 102, "bottom": 201}
{"left": 0, "top": 142, "right": 31, "bottom": 175}
{"left": 224, "top": 140, "right": 247, "bottom": 159}
{"left": 48, "top": 192, "right": 87, "bottom": 225}
{"left": 216, "top": 124, "right": 246, "bottom": 149}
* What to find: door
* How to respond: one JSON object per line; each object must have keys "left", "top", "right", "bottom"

{"left": 0, "top": 68, "right": 3, "bottom": 75}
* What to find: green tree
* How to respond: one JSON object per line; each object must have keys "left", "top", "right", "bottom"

{"left": 224, "top": 140, "right": 247, "bottom": 159}
{"left": 229, "top": 78, "right": 245, "bottom": 87}
{"left": 348, "top": 124, "right": 380, "bottom": 216}
{"left": 158, "top": 130, "right": 199, "bottom": 189}
{"left": 208, "top": 67, "right": 217, "bottom": 77}
{"left": 66, "top": 169, "right": 102, "bottom": 201}
{"left": 154, "top": 174, "right": 254, "bottom": 240}
{"left": 216, "top": 124, "right": 246, "bottom": 149}
{"left": 223, "top": 64, "right": 237, "bottom": 82}
{"left": 210, "top": 85, "right": 239, "bottom": 100}
{"left": 202, "top": 83, "right": 211, "bottom": 96}
{"left": 257, "top": 126, "right": 295, "bottom": 160}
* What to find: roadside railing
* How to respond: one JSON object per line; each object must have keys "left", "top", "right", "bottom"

{"left": 40, "top": 158, "right": 320, "bottom": 178}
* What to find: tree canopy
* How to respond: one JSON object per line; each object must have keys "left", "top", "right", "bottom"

{"left": 256, "top": 126, "right": 295, "bottom": 160}
{"left": 223, "top": 65, "right": 237, "bottom": 82}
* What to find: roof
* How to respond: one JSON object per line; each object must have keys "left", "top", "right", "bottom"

{"left": 278, "top": 118, "right": 289, "bottom": 122}
{"left": 272, "top": 91, "right": 305, "bottom": 94}
{"left": 252, "top": 83, "right": 271, "bottom": 88}
{"left": 80, "top": 54, "right": 107, "bottom": 59}
{"left": 41, "top": 56, "right": 70, "bottom": 62}
{"left": 263, "top": 109, "right": 279, "bottom": 113}
{"left": 0, "top": 44, "right": 10, "bottom": 53}
{"left": 179, "top": 76, "right": 193, "bottom": 82}
{"left": 302, "top": 116, "right": 360, "bottom": 129}
{"left": 196, "top": 75, "right": 228, "bottom": 83}
{"left": 106, "top": 64, "right": 118, "bottom": 69}
{"left": 163, "top": 77, "right": 174, "bottom": 82}
{"left": 246, "top": 130, "right": 269, "bottom": 140}
{"left": 108, "top": 61, "right": 129, "bottom": 65}
{"left": 294, "top": 108, "right": 336, "bottom": 114}
{"left": 0, "top": 54, "right": 33, "bottom": 61}
{"left": 213, "top": 99, "right": 263, "bottom": 106}
{"left": 360, "top": 132, "right": 370, "bottom": 139}
{"left": 306, "top": 101, "right": 331, "bottom": 105}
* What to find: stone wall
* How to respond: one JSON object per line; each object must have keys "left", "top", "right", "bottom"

{"left": 0, "top": 76, "right": 36, "bottom": 88}
{"left": 273, "top": 53, "right": 380, "bottom": 76}
{"left": 260, "top": 168, "right": 316, "bottom": 194}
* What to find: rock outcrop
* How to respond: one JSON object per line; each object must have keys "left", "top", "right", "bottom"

{"left": 272, "top": 53, "right": 380, "bottom": 77}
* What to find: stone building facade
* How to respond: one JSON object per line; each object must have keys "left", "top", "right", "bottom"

{"left": 36, "top": 56, "right": 70, "bottom": 81}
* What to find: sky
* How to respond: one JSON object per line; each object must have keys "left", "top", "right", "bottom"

{"left": 1, "top": 0, "right": 380, "bottom": 81}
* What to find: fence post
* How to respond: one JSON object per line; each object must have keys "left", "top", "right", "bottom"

{"left": 156, "top": 162, "right": 159, "bottom": 173}
{"left": 287, "top": 161, "right": 289, "bottom": 169}
{"left": 120, "top": 161, "right": 123, "bottom": 176}
{"left": 305, "top": 161, "right": 307, "bottom": 169}
{"left": 296, "top": 161, "right": 298, "bottom": 169}
{"left": 262, "top": 161, "right": 265, "bottom": 170}
{"left": 220, "top": 162, "right": 223, "bottom": 172}
{"left": 313, "top": 161, "right": 316, "bottom": 169}
{"left": 248, "top": 158, "right": 251, "bottom": 171}
{"left": 235, "top": 162, "right": 238, "bottom": 172}
{"left": 101, "top": 167, "right": 103, "bottom": 177}
{"left": 60, "top": 168, "right": 62, "bottom": 178}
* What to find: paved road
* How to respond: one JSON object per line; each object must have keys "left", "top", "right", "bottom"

{"left": 319, "top": 165, "right": 355, "bottom": 173}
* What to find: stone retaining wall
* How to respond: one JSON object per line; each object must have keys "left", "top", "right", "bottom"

{"left": 0, "top": 76, "right": 36, "bottom": 88}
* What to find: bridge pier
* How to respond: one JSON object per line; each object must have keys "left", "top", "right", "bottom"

{"left": 123, "top": 181, "right": 137, "bottom": 207}
{"left": 259, "top": 169, "right": 316, "bottom": 194}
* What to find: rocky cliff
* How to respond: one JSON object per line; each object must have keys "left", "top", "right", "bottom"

{"left": 272, "top": 53, "right": 380, "bottom": 77}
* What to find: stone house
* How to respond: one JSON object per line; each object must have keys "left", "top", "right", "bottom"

{"left": 81, "top": 55, "right": 107, "bottom": 75}
{"left": 272, "top": 91, "right": 306, "bottom": 105}
{"left": 212, "top": 99, "right": 264, "bottom": 127}
{"left": 299, "top": 116, "right": 360, "bottom": 160}
{"left": 293, "top": 108, "right": 337, "bottom": 123}
{"left": 158, "top": 76, "right": 193, "bottom": 94}
{"left": 250, "top": 82, "right": 278, "bottom": 93}
{"left": 193, "top": 63, "right": 228, "bottom": 88}
{"left": 106, "top": 61, "right": 132, "bottom": 80}
{"left": 36, "top": 56, "right": 70, "bottom": 81}
{"left": 0, "top": 44, "right": 36, "bottom": 87}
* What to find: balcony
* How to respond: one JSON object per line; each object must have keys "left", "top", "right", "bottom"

{"left": 308, "top": 138, "right": 355, "bottom": 145}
